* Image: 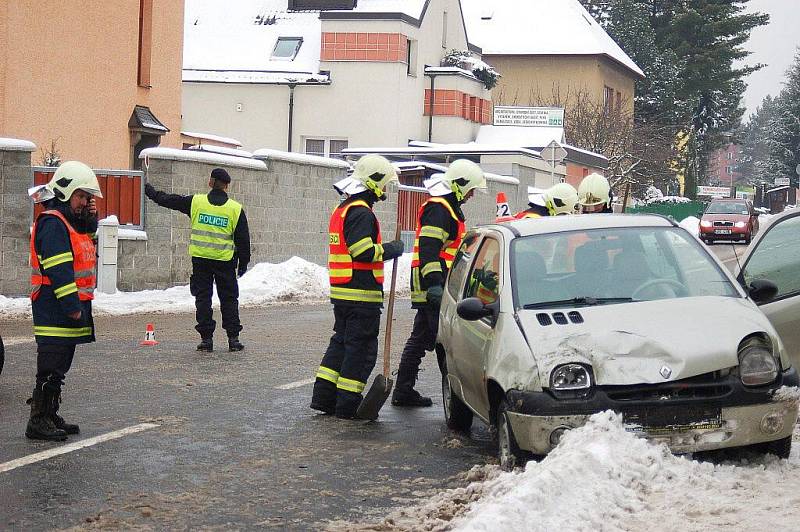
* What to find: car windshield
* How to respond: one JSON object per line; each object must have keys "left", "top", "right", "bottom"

{"left": 706, "top": 202, "right": 748, "bottom": 215}
{"left": 511, "top": 227, "right": 739, "bottom": 309}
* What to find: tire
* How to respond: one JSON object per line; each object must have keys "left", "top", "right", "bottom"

{"left": 495, "top": 398, "right": 530, "bottom": 471}
{"left": 441, "top": 369, "right": 473, "bottom": 432}
{"left": 754, "top": 435, "right": 792, "bottom": 459}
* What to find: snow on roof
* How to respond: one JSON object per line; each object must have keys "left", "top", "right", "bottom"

{"left": 183, "top": 0, "right": 322, "bottom": 79}
{"left": 0, "top": 137, "right": 36, "bottom": 151}
{"left": 475, "top": 125, "right": 565, "bottom": 148}
{"left": 327, "top": 0, "right": 427, "bottom": 19}
{"left": 182, "top": 131, "right": 243, "bottom": 147}
{"left": 460, "top": 0, "right": 644, "bottom": 78}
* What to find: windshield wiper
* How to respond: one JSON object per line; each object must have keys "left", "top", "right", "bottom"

{"left": 522, "top": 297, "right": 634, "bottom": 309}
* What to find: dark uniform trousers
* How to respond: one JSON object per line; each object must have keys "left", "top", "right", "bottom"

{"left": 398, "top": 305, "right": 439, "bottom": 375}
{"left": 190, "top": 256, "right": 242, "bottom": 339}
{"left": 314, "top": 304, "right": 381, "bottom": 415}
{"left": 36, "top": 344, "right": 77, "bottom": 391}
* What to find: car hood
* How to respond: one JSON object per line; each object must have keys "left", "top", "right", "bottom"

{"left": 702, "top": 213, "right": 749, "bottom": 222}
{"left": 517, "top": 296, "right": 771, "bottom": 386}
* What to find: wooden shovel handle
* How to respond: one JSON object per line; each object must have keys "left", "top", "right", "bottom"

{"left": 382, "top": 218, "right": 402, "bottom": 377}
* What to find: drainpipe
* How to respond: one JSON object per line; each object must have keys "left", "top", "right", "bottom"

{"left": 427, "top": 72, "right": 437, "bottom": 142}
{"left": 287, "top": 82, "right": 297, "bottom": 152}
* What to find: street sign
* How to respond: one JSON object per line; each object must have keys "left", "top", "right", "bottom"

{"left": 697, "top": 185, "right": 731, "bottom": 198}
{"left": 540, "top": 140, "right": 567, "bottom": 168}
{"left": 493, "top": 106, "right": 565, "bottom": 127}
{"left": 775, "top": 177, "right": 791, "bottom": 186}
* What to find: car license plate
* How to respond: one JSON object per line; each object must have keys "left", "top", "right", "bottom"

{"left": 715, "top": 229, "right": 732, "bottom": 234}
{"left": 623, "top": 406, "right": 722, "bottom": 434}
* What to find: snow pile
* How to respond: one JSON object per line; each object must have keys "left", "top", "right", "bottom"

{"left": 645, "top": 185, "right": 664, "bottom": 203}
{"left": 0, "top": 255, "right": 413, "bottom": 319}
{"left": 679, "top": 215, "right": 700, "bottom": 237}
{"left": 647, "top": 195, "right": 691, "bottom": 204}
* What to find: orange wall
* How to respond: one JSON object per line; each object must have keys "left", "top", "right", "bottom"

{"left": 0, "top": 1, "right": 183, "bottom": 169}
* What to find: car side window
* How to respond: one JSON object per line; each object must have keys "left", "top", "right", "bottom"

{"left": 742, "top": 215, "right": 800, "bottom": 300}
{"left": 465, "top": 238, "right": 501, "bottom": 304}
{"left": 447, "top": 233, "right": 481, "bottom": 299}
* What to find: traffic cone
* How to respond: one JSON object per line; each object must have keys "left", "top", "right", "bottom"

{"left": 140, "top": 323, "right": 159, "bottom": 346}
{"left": 495, "top": 191, "right": 515, "bottom": 222}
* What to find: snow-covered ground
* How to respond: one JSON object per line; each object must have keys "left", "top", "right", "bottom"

{"left": 370, "top": 411, "right": 800, "bottom": 532}
{"left": 0, "top": 255, "right": 412, "bottom": 319}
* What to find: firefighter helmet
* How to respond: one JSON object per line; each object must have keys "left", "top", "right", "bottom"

{"left": 578, "top": 173, "right": 611, "bottom": 209}
{"left": 443, "top": 159, "right": 486, "bottom": 201}
{"left": 544, "top": 183, "right": 579, "bottom": 216}
{"left": 47, "top": 161, "right": 103, "bottom": 201}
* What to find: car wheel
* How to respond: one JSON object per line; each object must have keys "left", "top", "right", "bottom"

{"left": 441, "top": 369, "right": 473, "bottom": 432}
{"left": 753, "top": 435, "right": 792, "bottom": 459}
{"left": 495, "top": 399, "right": 530, "bottom": 471}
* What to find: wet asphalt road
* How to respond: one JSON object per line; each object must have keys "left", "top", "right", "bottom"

{"left": 0, "top": 302, "right": 493, "bottom": 530}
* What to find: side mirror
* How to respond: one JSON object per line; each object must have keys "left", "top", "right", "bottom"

{"left": 457, "top": 297, "right": 495, "bottom": 321}
{"left": 748, "top": 279, "right": 778, "bottom": 304}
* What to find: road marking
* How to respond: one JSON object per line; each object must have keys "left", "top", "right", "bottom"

{"left": 2, "top": 337, "right": 34, "bottom": 347}
{"left": 276, "top": 378, "right": 316, "bottom": 390}
{"left": 0, "top": 423, "right": 159, "bottom": 474}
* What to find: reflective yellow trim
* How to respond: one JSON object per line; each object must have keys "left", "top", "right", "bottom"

{"left": 411, "top": 268, "right": 427, "bottom": 303}
{"left": 54, "top": 282, "right": 78, "bottom": 299}
{"left": 420, "top": 226, "right": 447, "bottom": 241}
{"left": 373, "top": 244, "right": 384, "bottom": 262}
{"left": 329, "top": 254, "right": 352, "bottom": 262}
{"left": 337, "top": 377, "right": 366, "bottom": 393}
{"left": 34, "top": 326, "right": 92, "bottom": 338}
{"left": 348, "top": 237, "right": 374, "bottom": 257}
{"left": 41, "top": 251, "right": 73, "bottom": 269}
{"left": 421, "top": 262, "right": 443, "bottom": 277}
{"left": 329, "top": 268, "right": 353, "bottom": 277}
{"left": 329, "top": 286, "right": 383, "bottom": 303}
{"left": 316, "top": 366, "right": 340, "bottom": 384}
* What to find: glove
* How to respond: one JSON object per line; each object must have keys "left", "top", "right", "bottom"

{"left": 426, "top": 285, "right": 444, "bottom": 307}
{"left": 382, "top": 239, "right": 404, "bottom": 261}
{"left": 237, "top": 264, "right": 248, "bottom": 278}
{"left": 144, "top": 183, "right": 156, "bottom": 199}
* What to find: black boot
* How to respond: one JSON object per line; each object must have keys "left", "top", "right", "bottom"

{"left": 26, "top": 387, "right": 67, "bottom": 441}
{"left": 197, "top": 338, "right": 213, "bottom": 352}
{"left": 228, "top": 337, "right": 244, "bottom": 352}
{"left": 310, "top": 378, "right": 336, "bottom": 415}
{"left": 50, "top": 389, "right": 80, "bottom": 435}
{"left": 391, "top": 364, "right": 433, "bottom": 407}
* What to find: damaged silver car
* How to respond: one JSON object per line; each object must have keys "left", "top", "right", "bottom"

{"left": 437, "top": 214, "right": 799, "bottom": 470}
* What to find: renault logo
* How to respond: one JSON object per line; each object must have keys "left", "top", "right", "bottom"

{"left": 660, "top": 365, "right": 672, "bottom": 379}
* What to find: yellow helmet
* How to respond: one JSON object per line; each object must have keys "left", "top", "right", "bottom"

{"left": 544, "top": 183, "right": 579, "bottom": 215}
{"left": 47, "top": 161, "right": 103, "bottom": 201}
{"left": 350, "top": 154, "right": 398, "bottom": 198}
{"left": 578, "top": 173, "right": 610, "bottom": 208}
{"left": 444, "top": 159, "right": 486, "bottom": 201}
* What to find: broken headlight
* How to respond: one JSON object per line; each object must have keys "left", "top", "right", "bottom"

{"left": 550, "top": 364, "right": 592, "bottom": 398}
{"left": 738, "top": 338, "right": 778, "bottom": 387}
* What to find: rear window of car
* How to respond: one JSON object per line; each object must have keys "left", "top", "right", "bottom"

{"left": 706, "top": 202, "right": 749, "bottom": 215}
{"left": 510, "top": 226, "right": 739, "bottom": 308}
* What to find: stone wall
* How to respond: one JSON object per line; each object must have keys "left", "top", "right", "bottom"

{"left": 0, "top": 140, "right": 36, "bottom": 296}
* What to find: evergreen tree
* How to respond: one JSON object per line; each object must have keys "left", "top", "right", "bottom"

{"left": 738, "top": 95, "right": 780, "bottom": 184}
{"left": 767, "top": 51, "right": 800, "bottom": 187}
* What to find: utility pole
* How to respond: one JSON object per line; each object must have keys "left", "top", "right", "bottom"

{"left": 287, "top": 81, "right": 298, "bottom": 152}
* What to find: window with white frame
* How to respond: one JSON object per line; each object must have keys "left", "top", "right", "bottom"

{"left": 304, "top": 137, "right": 348, "bottom": 159}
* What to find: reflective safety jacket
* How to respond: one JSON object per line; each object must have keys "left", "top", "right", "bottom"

{"left": 410, "top": 196, "right": 465, "bottom": 306}
{"left": 30, "top": 209, "right": 97, "bottom": 345}
{"left": 189, "top": 194, "right": 243, "bottom": 261}
{"left": 328, "top": 197, "right": 385, "bottom": 305}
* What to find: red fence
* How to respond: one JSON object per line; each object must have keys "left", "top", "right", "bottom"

{"left": 33, "top": 167, "right": 144, "bottom": 227}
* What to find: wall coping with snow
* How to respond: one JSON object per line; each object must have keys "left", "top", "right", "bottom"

{"left": 140, "top": 147, "right": 267, "bottom": 170}
{"left": 0, "top": 137, "right": 36, "bottom": 152}
{"left": 253, "top": 149, "right": 352, "bottom": 170}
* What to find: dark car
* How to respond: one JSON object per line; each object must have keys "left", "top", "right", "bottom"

{"left": 699, "top": 198, "right": 759, "bottom": 244}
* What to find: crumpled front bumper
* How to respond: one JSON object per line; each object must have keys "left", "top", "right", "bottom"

{"left": 506, "top": 368, "right": 799, "bottom": 455}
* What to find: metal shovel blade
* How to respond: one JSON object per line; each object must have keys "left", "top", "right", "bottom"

{"left": 356, "top": 375, "right": 393, "bottom": 420}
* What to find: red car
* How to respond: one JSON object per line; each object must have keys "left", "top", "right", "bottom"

{"left": 699, "top": 198, "right": 759, "bottom": 244}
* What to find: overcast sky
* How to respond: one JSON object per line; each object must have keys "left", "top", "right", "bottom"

{"left": 740, "top": 0, "right": 799, "bottom": 117}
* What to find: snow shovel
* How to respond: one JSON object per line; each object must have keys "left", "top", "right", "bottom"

{"left": 356, "top": 215, "right": 403, "bottom": 420}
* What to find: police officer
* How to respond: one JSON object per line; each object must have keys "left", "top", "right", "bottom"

{"left": 392, "top": 159, "right": 486, "bottom": 407}
{"left": 577, "top": 173, "right": 613, "bottom": 213}
{"left": 310, "top": 155, "right": 405, "bottom": 419}
{"left": 27, "top": 161, "right": 102, "bottom": 441}
{"left": 514, "top": 186, "right": 550, "bottom": 219}
{"left": 145, "top": 168, "right": 251, "bottom": 352}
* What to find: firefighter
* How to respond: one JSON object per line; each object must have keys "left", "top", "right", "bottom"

{"left": 26, "top": 161, "right": 102, "bottom": 441}
{"left": 144, "top": 168, "right": 251, "bottom": 352}
{"left": 514, "top": 186, "right": 550, "bottom": 219}
{"left": 543, "top": 182, "right": 580, "bottom": 216}
{"left": 577, "top": 173, "right": 613, "bottom": 213}
{"left": 310, "top": 155, "right": 405, "bottom": 419}
{"left": 392, "top": 159, "right": 486, "bottom": 407}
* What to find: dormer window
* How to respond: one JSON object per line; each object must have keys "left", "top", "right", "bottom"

{"left": 272, "top": 37, "right": 303, "bottom": 60}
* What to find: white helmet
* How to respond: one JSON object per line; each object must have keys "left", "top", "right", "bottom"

{"left": 334, "top": 154, "right": 398, "bottom": 198}
{"left": 46, "top": 161, "right": 103, "bottom": 202}
{"left": 544, "top": 183, "right": 579, "bottom": 215}
{"left": 578, "top": 173, "right": 611, "bottom": 209}
{"left": 527, "top": 186, "right": 547, "bottom": 207}
{"left": 443, "top": 159, "right": 486, "bottom": 201}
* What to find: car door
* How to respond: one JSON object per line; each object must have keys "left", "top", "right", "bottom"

{"left": 449, "top": 236, "right": 502, "bottom": 415}
{"left": 737, "top": 210, "right": 800, "bottom": 369}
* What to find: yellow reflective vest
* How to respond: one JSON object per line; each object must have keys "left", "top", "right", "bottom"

{"left": 189, "top": 194, "right": 242, "bottom": 261}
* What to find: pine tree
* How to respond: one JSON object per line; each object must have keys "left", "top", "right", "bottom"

{"left": 767, "top": 51, "right": 800, "bottom": 187}
{"left": 738, "top": 95, "right": 780, "bottom": 185}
